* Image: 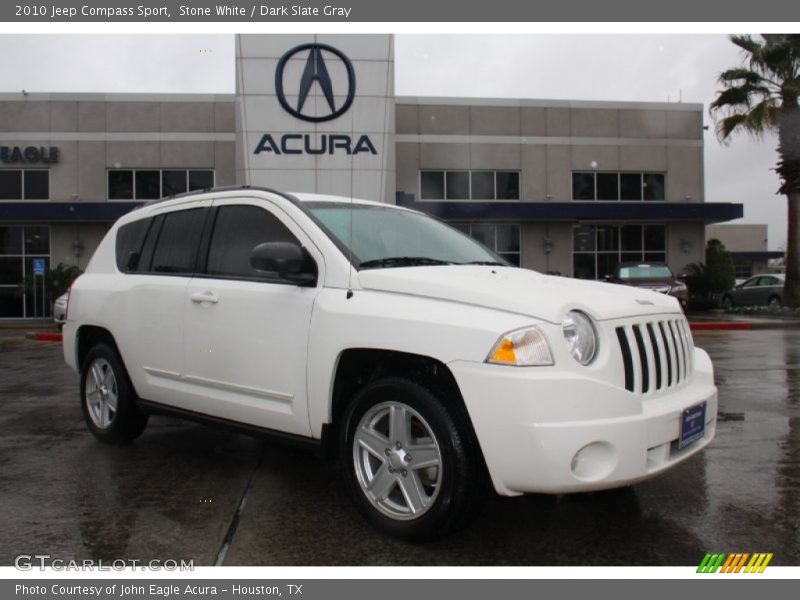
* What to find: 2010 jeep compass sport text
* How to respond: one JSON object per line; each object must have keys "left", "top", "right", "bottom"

{"left": 63, "top": 188, "right": 717, "bottom": 541}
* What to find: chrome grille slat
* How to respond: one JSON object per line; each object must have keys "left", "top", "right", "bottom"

{"left": 616, "top": 317, "right": 693, "bottom": 395}
{"left": 658, "top": 321, "right": 675, "bottom": 387}
{"left": 669, "top": 320, "right": 684, "bottom": 383}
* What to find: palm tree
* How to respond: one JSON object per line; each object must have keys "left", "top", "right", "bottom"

{"left": 710, "top": 34, "right": 800, "bottom": 307}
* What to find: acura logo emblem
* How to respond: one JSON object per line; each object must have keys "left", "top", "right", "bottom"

{"left": 275, "top": 43, "right": 356, "bottom": 123}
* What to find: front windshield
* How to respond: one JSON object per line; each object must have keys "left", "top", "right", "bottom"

{"left": 618, "top": 265, "right": 674, "bottom": 280}
{"left": 306, "top": 203, "right": 508, "bottom": 269}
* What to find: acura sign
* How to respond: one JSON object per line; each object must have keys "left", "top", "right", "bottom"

{"left": 253, "top": 43, "right": 378, "bottom": 157}
{"left": 275, "top": 43, "right": 356, "bottom": 123}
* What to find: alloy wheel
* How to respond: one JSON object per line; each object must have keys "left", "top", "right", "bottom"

{"left": 352, "top": 401, "right": 443, "bottom": 520}
{"left": 84, "top": 358, "right": 118, "bottom": 429}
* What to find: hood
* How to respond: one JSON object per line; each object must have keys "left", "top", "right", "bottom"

{"left": 357, "top": 266, "right": 680, "bottom": 324}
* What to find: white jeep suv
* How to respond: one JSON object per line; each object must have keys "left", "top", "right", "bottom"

{"left": 63, "top": 187, "right": 717, "bottom": 541}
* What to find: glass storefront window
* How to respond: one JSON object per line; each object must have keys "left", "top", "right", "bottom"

{"left": 452, "top": 222, "right": 521, "bottom": 266}
{"left": 573, "top": 224, "right": 667, "bottom": 280}
{"left": 0, "top": 225, "right": 50, "bottom": 319}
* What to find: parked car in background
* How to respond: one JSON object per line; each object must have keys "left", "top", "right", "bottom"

{"left": 606, "top": 262, "right": 688, "bottom": 310}
{"left": 720, "top": 274, "right": 785, "bottom": 309}
{"left": 53, "top": 292, "right": 69, "bottom": 328}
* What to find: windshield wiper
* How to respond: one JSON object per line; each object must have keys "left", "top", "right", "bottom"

{"left": 358, "top": 257, "right": 454, "bottom": 269}
{"left": 460, "top": 260, "right": 506, "bottom": 266}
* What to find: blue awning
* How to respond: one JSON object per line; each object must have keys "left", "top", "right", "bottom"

{"left": 396, "top": 193, "right": 743, "bottom": 224}
{"left": 728, "top": 251, "right": 785, "bottom": 261}
{"left": 0, "top": 202, "right": 142, "bottom": 222}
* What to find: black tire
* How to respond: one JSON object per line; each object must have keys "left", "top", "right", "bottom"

{"left": 341, "top": 377, "right": 487, "bottom": 542}
{"left": 80, "top": 343, "right": 148, "bottom": 443}
{"left": 721, "top": 295, "right": 734, "bottom": 309}
{"left": 768, "top": 295, "right": 782, "bottom": 310}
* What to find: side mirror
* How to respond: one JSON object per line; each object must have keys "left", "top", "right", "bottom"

{"left": 250, "top": 242, "right": 316, "bottom": 285}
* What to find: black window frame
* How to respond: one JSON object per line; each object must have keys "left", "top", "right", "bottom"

{"left": 0, "top": 169, "right": 49, "bottom": 200}
{"left": 572, "top": 171, "right": 667, "bottom": 202}
{"left": 420, "top": 170, "right": 521, "bottom": 201}
{"left": 107, "top": 169, "right": 215, "bottom": 201}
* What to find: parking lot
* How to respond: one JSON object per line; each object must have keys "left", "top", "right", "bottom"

{"left": 0, "top": 327, "right": 798, "bottom": 566}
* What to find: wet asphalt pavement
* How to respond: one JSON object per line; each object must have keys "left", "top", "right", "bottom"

{"left": 0, "top": 329, "right": 797, "bottom": 566}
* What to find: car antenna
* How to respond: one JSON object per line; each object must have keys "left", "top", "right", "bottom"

{"left": 346, "top": 147, "right": 354, "bottom": 299}
{"left": 346, "top": 69, "right": 355, "bottom": 301}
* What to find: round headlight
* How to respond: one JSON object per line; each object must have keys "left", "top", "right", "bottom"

{"left": 562, "top": 310, "right": 598, "bottom": 365}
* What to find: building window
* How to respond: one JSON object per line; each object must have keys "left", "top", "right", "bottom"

{"left": 452, "top": 223, "right": 521, "bottom": 266}
{"left": 571, "top": 172, "right": 666, "bottom": 201}
{"left": 733, "top": 261, "right": 753, "bottom": 279}
{"left": 421, "top": 170, "right": 520, "bottom": 201}
{"left": 107, "top": 169, "right": 215, "bottom": 200}
{"left": 0, "top": 170, "right": 49, "bottom": 200}
{"left": 0, "top": 225, "right": 50, "bottom": 318}
{"left": 573, "top": 224, "right": 667, "bottom": 280}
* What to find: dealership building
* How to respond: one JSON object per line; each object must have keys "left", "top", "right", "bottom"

{"left": 0, "top": 34, "right": 742, "bottom": 318}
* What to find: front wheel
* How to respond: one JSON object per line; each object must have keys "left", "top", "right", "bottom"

{"left": 768, "top": 295, "right": 782, "bottom": 311}
{"left": 341, "top": 377, "right": 486, "bottom": 542}
{"left": 80, "top": 344, "right": 148, "bottom": 443}
{"left": 721, "top": 295, "right": 734, "bottom": 309}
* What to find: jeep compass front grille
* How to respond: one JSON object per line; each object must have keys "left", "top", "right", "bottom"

{"left": 615, "top": 318, "right": 693, "bottom": 394}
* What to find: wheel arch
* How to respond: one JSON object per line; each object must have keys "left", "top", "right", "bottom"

{"left": 76, "top": 325, "right": 119, "bottom": 368}
{"left": 325, "top": 348, "right": 482, "bottom": 461}
{"left": 76, "top": 325, "right": 139, "bottom": 397}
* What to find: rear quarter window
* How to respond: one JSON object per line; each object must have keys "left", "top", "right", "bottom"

{"left": 115, "top": 218, "right": 152, "bottom": 273}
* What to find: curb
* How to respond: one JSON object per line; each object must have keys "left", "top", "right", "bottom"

{"left": 25, "top": 331, "right": 63, "bottom": 342}
{"left": 689, "top": 321, "right": 800, "bottom": 331}
{"left": 690, "top": 322, "right": 752, "bottom": 331}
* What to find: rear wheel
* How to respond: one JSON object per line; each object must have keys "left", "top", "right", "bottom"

{"left": 768, "top": 295, "right": 782, "bottom": 310}
{"left": 80, "top": 344, "right": 148, "bottom": 443}
{"left": 341, "top": 377, "right": 486, "bottom": 542}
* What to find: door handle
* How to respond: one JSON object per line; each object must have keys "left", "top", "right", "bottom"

{"left": 190, "top": 291, "right": 219, "bottom": 304}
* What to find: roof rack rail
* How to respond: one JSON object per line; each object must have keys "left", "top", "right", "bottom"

{"left": 140, "top": 185, "right": 302, "bottom": 208}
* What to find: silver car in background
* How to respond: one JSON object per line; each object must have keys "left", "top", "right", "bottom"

{"left": 53, "top": 292, "right": 69, "bottom": 327}
{"left": 721, "top": 274, "right": 785, "bottom": 309}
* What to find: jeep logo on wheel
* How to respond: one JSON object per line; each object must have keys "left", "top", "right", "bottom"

{"left": 275, "top": 43, "right": 356, "bottom": 123}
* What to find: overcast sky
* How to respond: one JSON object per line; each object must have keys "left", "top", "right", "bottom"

{"left": 0, "top": 33, "right": 787, "bottom": 249}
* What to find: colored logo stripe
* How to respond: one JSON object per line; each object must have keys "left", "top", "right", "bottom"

{"left": 697, "top": 552, "right": 773, "bottom": 573}
{"left": 745, "top": 553, "right": 773, "bottom": 573}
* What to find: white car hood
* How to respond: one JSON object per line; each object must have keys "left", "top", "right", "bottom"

{"left": 357, "top": 266, "right": 680, "bottom": 324}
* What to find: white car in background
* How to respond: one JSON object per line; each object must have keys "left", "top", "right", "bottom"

{"left": 62, "top": 188, "right": 717, "bottom": 541}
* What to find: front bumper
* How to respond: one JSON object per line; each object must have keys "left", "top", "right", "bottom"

{"left": 449, "top": 347, "right": 717, "bottom": 496}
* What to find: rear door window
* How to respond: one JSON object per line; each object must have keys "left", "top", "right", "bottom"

{"left": 149, "top": 208, "right": 208, "bottom": 275}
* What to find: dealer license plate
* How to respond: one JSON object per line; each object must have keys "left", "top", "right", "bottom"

{"left": 679, "top": 402, "right": 706, "bottom": 449}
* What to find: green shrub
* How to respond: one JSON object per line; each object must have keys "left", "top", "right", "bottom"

{"left": 685, "top": 239, "right": 736, "bottom": 309}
